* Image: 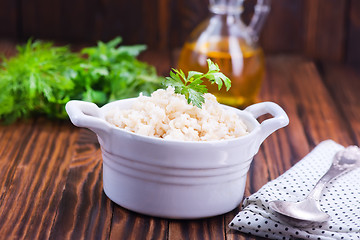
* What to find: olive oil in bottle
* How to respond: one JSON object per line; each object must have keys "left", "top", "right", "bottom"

{"left": 178, "top": 0, "right": 270, "bottom": 107}
{"left": 178, "top": 37, "right": 265, "bottom": 107}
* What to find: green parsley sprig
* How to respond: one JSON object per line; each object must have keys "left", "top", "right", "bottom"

{"left": 0, "top": 37, "right": 163, "bottom": 124}
{"left": 164, "top": 59, "right": 231, "bottom": 108}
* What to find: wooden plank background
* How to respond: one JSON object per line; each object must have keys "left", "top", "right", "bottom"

{"left": 0, "top": 0, "right": 359, "bottom": 66}
{"left": 0, "top": 33, "right": 359, "bottom": 238}
{"left": 1, "top": 53, "right": 359, "bottom": 239}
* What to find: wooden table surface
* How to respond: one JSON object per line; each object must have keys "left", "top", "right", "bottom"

{"left": 0, "top": 45, "right": 359, "bottom": 239}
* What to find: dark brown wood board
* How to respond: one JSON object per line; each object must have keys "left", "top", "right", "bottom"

{"left": 0, "top": 40, "right": 359, "bottom": 239}
{"left": 0, "top": 0, "right": 356, "bottom": 66}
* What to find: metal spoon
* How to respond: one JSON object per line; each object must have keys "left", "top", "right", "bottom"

{"left": 269, "top": 145, "right": 360, "bottom": 228}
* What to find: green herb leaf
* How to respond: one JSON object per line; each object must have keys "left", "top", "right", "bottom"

{"left": 163, "top": 59, "right": 231, "bottom": 108}
{"left": 0, "top": 37, "right": 164, "bottom": 123}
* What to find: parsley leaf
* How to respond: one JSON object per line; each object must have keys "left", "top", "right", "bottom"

{"left": 0, "top": 37, "right": 164, "bottom": 124}
{"left": 164, "top": 59, "right": 231, "bottom": 108}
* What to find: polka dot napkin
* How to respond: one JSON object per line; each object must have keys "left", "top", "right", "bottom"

{"left": 229, "top": 140, "right": 360, "bottom": 240}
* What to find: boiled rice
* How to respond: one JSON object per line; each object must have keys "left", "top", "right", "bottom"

{"left": 105, "top": 87, "right": 248, "bottom": 141}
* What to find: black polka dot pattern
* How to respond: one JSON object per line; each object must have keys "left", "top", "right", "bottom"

{"left": 229, "top": 140, "right": 360, "bottom": 240}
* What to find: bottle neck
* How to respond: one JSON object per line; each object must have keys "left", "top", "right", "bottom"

{"left": 209, "top": 0, "right": 244, "bottom": 15}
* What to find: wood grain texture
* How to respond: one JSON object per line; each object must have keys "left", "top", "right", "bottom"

{"left": 304, "top": 0, "right": 347, "bottom": 61}
{"left": 346, "top": 0, "right": 360, "bottom": 67}
{"left": 138, "top": 50, "right": 172, "bottom": 77}
{"left": 18, "top": 0, "right": 172, "bottom": 48}
{"left": 0, "top": 119, "right": 78, "bottom": 239}
{"left": 0, "top": 39, "right": 17, "bottom": 57}
{"left": 169, "top": 217, "right": 225, "bottom": 240}
{"left": 0, "top": 0, "right": 18, "bottom": 38}
{"left": 0, "top": 0, "right": 357, "bottom": 66}
{"left": 168, "top": 0, "right": 209, "bottom": 49}
{"left": 0, "top": 47, "right": 359, "bottom": 239}
{"left": 110, "top": 207, "right": 168, "bottom": 240}
{"left": 49, "top": 129, "right": 112, "bottom": 240}
{"left": 260, "top": 0, "right": 304, "bottom": 54}
{"left": 321, "top": 64, "right": 360, "bottom": 145}
{"left": 21, "top": 0, "right": 64, "bottom": 40}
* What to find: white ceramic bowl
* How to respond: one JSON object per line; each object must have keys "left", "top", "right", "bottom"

{"left": 65, "top": 99, "right": 289, "bottom": 219}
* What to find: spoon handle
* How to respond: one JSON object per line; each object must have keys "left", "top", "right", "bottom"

{"left": 307, "top": 146, "right": 360, "bottom": 200}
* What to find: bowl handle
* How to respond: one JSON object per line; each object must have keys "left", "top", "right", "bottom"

{"left": 65, "top": 100, "right": 111, "bottom": 136}
{"left": 244, "top": 102, "right": 289, "bottom": 146}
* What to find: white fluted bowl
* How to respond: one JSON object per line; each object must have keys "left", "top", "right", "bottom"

{"left": 66, "top": 99, "right": 289, "bottom": 219}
